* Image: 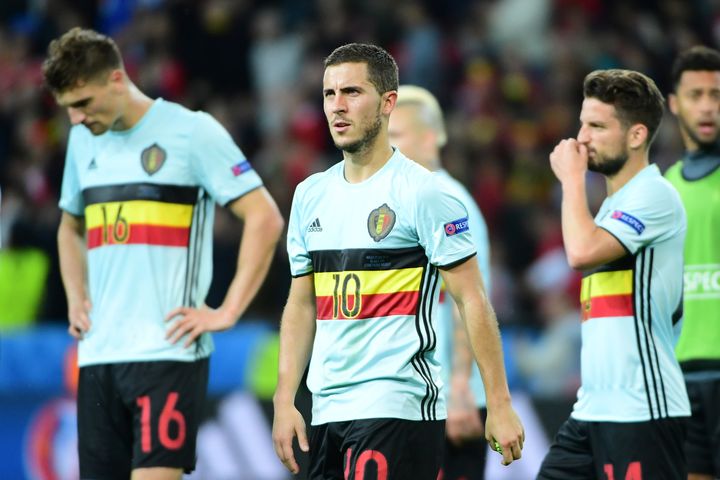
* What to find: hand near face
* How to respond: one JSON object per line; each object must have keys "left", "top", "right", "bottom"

{"left": 549, "top": 138, "right": 588, "bottom": 185}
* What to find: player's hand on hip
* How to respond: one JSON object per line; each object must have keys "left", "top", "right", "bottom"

{"left": 485, "top": 401, "right": 525, "bottom": 466}
{"left": 549, "top": 138, "right": 588, "bottom": 184}
{"left": 272, "top": 404, "right": 308, "bottom": 474}
{"left": 67, "top": 298, "right": 92, "bottom": 339}
{"left": 165, "top": 306, "right": 236, "bottom": 347}
{"left": 446, "top": 375, "right": 484, "bottom": 445}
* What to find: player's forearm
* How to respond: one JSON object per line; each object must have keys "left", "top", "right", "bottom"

{"left": 560, "top": 178, "right": 602, "bottom": 269}
{"left": 274, "top": 301, "right": 316, "bottom": 406}
{"left": 219, "top": 207, "right": 284, "bottom": 320}
{"left": 57, "top": 217, "right": 88, "bottom": 305}
{"left": 460, "top": 295, "right": 511, "bottom": 408}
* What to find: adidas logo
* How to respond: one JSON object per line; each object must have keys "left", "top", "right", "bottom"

{"left": 88, "top": 158, "right": 97, "bottom": 170}
{"left": 307, "top": 218, "right": 322, "bottom": 233}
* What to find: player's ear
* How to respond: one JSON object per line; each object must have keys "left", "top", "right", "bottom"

{"left": 382, "top": 90, "right": 397, "bottom": 116}
{"left": 627, "top": 123, "right": 648, "bottom": 150}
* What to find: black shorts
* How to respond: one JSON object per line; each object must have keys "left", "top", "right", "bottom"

{"left": 309, "top": 418, "right": 445, "bottom": 480}
{"left": 537, "top": 416, "right": 686, "bottom": 480}
{"left": 441, "top": 408, "right": 488, "bottom": 480}
{"left": 77, "top": 358, "right": 209, "bottom": 479}
{"left": 685, "top": 378, "right": 720, "bottom": 476}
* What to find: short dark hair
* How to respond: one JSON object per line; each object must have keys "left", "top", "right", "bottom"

{"left": 583, "top": 69, "right": 665, "bottom": 146}
{"left": 324, "top": 43, "right": 399, "bottom": 94}
{"left": 43, "top": 27, "right": 123, "bottom": 94}
{"left": 671, "top": 45, "right": 720, "bottom": 91}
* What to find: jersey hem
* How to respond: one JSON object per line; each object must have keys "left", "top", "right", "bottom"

{"left": 291, "top": 270, "right": 313, "bottom": 278}
{"left": 311, "top": 411, "right": 448, "bottom": 426}
{"left": 78, "top": 351, "right": 212, "bottom": 368}
{"left": 570, "top": 411, "right": 691, "bottom": 422}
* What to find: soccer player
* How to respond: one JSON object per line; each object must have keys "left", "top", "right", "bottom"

{"left": 271, "top": 43, "right": 524, "bottom": 480}
{"left": 43, "top": 28, "right": 284, "bottom": 480}
{"left": 666, "top": 45, "right": 720, "bottom": 480}
{"left": 537, "top": 69, "right": 690, "bottom": 479}
{"left": 388, "top": 85, "right": 492, "bottom": 480}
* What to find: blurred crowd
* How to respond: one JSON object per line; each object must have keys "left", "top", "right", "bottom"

{"left": 0, "top": 0, "right": 713, "bottom": 398}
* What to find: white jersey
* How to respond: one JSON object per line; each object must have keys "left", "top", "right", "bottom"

{"left": 435, "top": 170, "right": 490, "bottom": 408}
{"left": 287, "top": 150, "right": 477, "bottom": 425}
{"left": 59, "top": 98, "right": 263, "bottom": 367}
{"left": 572, "top": 164, "right": 690, "bottom": 421}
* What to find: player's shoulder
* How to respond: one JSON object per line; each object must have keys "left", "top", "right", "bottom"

{"left": 294, "top": 162, "right": 342, "bottom": 199}
{"left": 629, "top": 164, "right": 678, "bottom": 198}
{"left": 647, "top": 167, "right": 684, "bottom": 206}
{"left": 67, "top": 123, "right": 94, "bottom": 155}
{"left": 389, "top": 151, "right": 436, "bottom": 197}
{"left": 151, "top": 99, "right": 224, "bottom": 135}
{"left": 622, "top": 165, "right": 685, "bottom": 217}
{"left": 154, "top": 98, "right": 208, "bottom": 125}
{"left": 435, "top": 169, "right": 471, "bottom": 199}
{"left": 394, "top": 150, "right": 433, "bottom": 180}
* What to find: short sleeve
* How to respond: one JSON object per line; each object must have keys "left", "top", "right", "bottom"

{"left": 597, "top": 186, "right": 684, "bottom": 255}
{"left": 287, "top": 185, "right": 313, "bottom": 277}
{"left": 189, "top": 112, "right": 263, "bottom": 206}
{"left": 416, "top": 174, "right": 477, "bottom": 267}
{"left": 58, "top": 128, "right": 85, "bottom": 216}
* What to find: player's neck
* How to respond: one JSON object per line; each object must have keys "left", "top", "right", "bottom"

{"left": 605, "top": 154, "right": 648, "bottom": 196}
{"left": 343, "top": 140, "right": 394, "bottom": 184}
{"left": 113, "top": 85, "right": 154, "bottom": 131}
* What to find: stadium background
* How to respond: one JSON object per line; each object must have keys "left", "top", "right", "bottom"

{"left": 0, "top": 0, "right": 711, "bottom": 478}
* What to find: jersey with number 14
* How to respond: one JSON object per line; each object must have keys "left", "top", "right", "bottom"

{"left": 574, "top": 165, "right": 690, "bottom": 421}
{"left": 59, "top": 98, "right": 263, "bottom": 367}
{"left": 288, "top": 150, "right": 477, "bottom": 425}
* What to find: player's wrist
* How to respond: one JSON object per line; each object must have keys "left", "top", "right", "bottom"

{"left": 273, "top": 387, "right": 298, "bottom": 407}
{"left": 485, "top": 390, "right": 512, "bottom": 411}
{"left": 561, "top": 174, "right": 586, "bottom": 192}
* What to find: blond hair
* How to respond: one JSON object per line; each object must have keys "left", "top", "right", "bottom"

{"left": 396, "top": 85, "right": 447, "bottom": 147}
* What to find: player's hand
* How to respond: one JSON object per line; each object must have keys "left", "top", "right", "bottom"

{"left": 549, "top": 138, "right": 588, "bottom": 184}
{"left": 67, "top": 298, "right": 92, "bottom": 339}
{"left": 446, "top": 375, "right": 484, "bottom": 446}
{"left": 485, "top": 401, "right": 525, "bottom": 466}
{"left": 165, "top": 306, "right": 236, "bottom": 347}
{"left": 272, "top": 403, "right": 309, "bottom": 474}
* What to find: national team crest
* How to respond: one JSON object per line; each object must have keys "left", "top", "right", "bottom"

{"left": 140, "top": 143, "right": 167, "bottom": 175}
{"left": 367, "top": 203, "right": 396, "bottom": 242}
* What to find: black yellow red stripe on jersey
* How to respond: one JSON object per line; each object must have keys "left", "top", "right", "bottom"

{"left": 311, "top": 247, "right": 428, "bottom": 320}
{"left": 82, "top": 183, "right": 198, "bottom": 249}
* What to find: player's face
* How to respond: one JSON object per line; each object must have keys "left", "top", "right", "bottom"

{"left": 388, "top": 104, "right": 433, "bottom": 169}
{"left": 577, "top": 98, "right": 630, "bottom": 176}
{"left": 670, "top": 70, "right": 720, "bottom": 150}
{"left": 323, "top": 62, "right": 384, "bottom": 154}
{"left": 55, "top": 72, "right": 123, "bottom": 136}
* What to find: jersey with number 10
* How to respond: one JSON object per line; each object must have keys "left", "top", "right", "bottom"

{"left": 59, "top": 98, "right": 263, "bottom": 367}
{"left": 288, "top": 150, "right": 477, "bottom": 425}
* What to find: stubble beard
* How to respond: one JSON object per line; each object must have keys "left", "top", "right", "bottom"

{"left": 587, "top": 148, "right": 629, "bottom": 177}
{"left": 336, "top": 111, "right": 383, "bottom": 155}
